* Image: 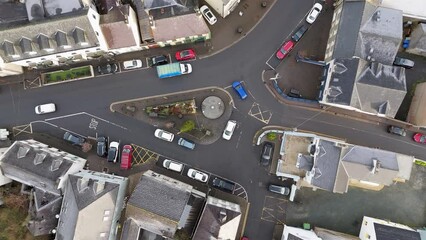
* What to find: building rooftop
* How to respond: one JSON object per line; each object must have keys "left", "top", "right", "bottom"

{"left": 0, "top": 9, "right": 98, "bottom": 63}
{"left": 0, "top": 140, "right": 86, "bottom": 195}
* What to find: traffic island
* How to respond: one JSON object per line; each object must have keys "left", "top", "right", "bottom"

{"left": 110, "top": 87, "right": 233, "bottom": 145}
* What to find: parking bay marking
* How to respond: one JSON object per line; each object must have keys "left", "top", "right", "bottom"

{"left": 45, "top": 112, "right": 127, "bottom": 130}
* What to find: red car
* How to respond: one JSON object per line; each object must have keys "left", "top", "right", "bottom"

{"left": 276, "top": 40, "right": 294, "bottom": 59}
{"left": 175, "top": 49, "right": 196, "bottom": 61}
{"left": 413, "top": 133, "right": 426, "bottom": 143}
{"left": 120, "top": 145, "right": 133, "bottom": 169}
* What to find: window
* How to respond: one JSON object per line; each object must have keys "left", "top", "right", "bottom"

{"left": 92, "top": 14, "right": 96, "bottom": 19}
{"left": 95, "top": 31, "right": 99, "bottom": 36}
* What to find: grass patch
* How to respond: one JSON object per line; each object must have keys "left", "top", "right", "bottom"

{"left": 43, "top": 66, "right": 92, "bottom": 84}
{"left": 415, "top": 159, "right": 426, "bottom": 167}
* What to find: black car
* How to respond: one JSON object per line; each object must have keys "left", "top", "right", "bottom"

{"left": 97, "top": 63, "right": 118, "bottom": 74}
{"left": 260, "top": 142, "right": 274, "bottom": 166}
{"left": 287, "top": 88, "right": 302, "bottom": 98}
{"left": 291, "top": 25, "right": 308, "bottom": 42}
{"left": 63, "top": 132, "right": 85, "bottom": 146}
{"left": 212, "top": 177, "right": 235, "bottom": 193}
{"left": 393, "top": 57, "right": 414, "bottom": 69}
{"left": 388, "top": 125, "right": 406, "bottom": 136}
{"left": 96, "top": 136, "right": 108, "bottom": 157}
{"left": 151, "top": 55, "right": 169, "bottom": 66}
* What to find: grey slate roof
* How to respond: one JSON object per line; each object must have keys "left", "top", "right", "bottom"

{"left": 340, "top": 146, "right": 399, "bottom": 186}
{"left": 0, "top": 9, "right": 98, "bottom": 63}
{"left": 374, "top": 222, "right": 421, "bottom": 240}
{"left": 310, "top": 139, "right": 341, "bottom": 191}
{"left": 324, "top": 58, "right": 406, "bottom": 118}
{"left": 0, "top": 141, "right": 75, "bottom": 195}
{"left": 128, "top": 172, "right": 191, "bottom": 222}
{"left": 331, "top": 1, "right": 402, "bottom": 65}
{"left": 55, "top": 171, "right": 127, "bottom": 240}
{"left": 125, "top": 171, "right": 194, "bottom": 238}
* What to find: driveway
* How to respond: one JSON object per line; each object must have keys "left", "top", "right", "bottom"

{"left": 285, "top": 164, "right": 426, "bottom": 235}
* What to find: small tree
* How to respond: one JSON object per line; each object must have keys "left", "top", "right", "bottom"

{"left": 180, "top": 120, "right": 195, "bottom": 133}
{"left": 266, "top": 132, "right": 277, "bottom": 141}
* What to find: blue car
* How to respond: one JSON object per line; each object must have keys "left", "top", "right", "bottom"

{"left": 232, "top": 81, "right": 248, "bottom": 100}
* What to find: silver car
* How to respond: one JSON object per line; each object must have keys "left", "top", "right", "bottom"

{"left": 154, "top": 129, "right": 174, "bottom": 142}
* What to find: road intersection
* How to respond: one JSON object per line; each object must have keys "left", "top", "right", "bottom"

{"left": 0, "top": 0, "right": 425, "bottom": 238}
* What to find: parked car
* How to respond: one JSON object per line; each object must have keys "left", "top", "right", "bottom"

{"left": 268, "top": 184, "right": 290, "bottom": 196}
{"left": 241, "top": 237, "right": 249, "bottom": 240}
{"left": 35, "top": 103, "right": 56, "bottom": 115}
{"left": 63, "top": 132, "right": 85, "bottom": 146}
{"left": 287, "top": 88, "right": 302, "bottom": 98}
{"left": 212, "top": 177, "right": 235, "bottom": 193}
{"left": 393, "top": 57, "right": 414, "bottom": 69}
{"left": 123, "top": 59, "right": 142, "bottom": 69}
{"left": 413, "top": 133, "right": 426, "bottom": 144}
{"left": 107, "top": 141, "right": 119, "bottom": 163}
{"left": 97, "top": 63, "right": 118, "bottom": 74}
{"left": 187, "top": 168, "right": 209, "bottom": 183}
{"left": 175, "top": 49, "right": 196, "bottom": 61}
{"left": 120, "top": 145, "right": 133, "bottom": 169}
{"left": 388, "top": 125, "right": 406, "bottom": 136}
{"left": 200, "top": 5, "right": 217, "bottom": 25}
{"left": 306, "top": 3, "right": 322, "bottom": 24}
{"left": 222, "top": 120, "right": 237, "bottom": 140}
{"left": 260, "top": 142, "right": 274, "bottom": 166}
{"left": 276, "top": 40, "right": 294, "bottom": 60}
{"left": 291, "top": 25, "right": 308, "bottom": 42}
{"left": 151, "top": 55, "right": 168, "bottom": 66}
{"left": 232, "top": 81, "right": 248, "bottom": 100}
{"left": 178, "top": 138, "right": 195, "bottom": 150}
{"left": 163, "top": 159, "right": 184, "bottom": 173}
{"left": 154, "top": 129, "right": 174, "bottom": 142}
{"left": 96, "top": 136, "right": 108, "bottom": 157}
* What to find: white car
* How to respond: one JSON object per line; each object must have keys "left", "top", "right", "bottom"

{"left": 306, "top": 3, "right": 322, "bottom": 24}
{"left": 123, "top": 59, "right": 142, "bottom": 69}
{"left": 200, "top": 5, "right": 217, "bottom": 25}
{"left": 35, "top": 103, "right": 56, "bottom": 115}
{"left": 187, "top": 168, "right": 209, "bottom": 183}
{"left": 154, "top": 129, "right": 174, "bottom": 142}
{"left": 107, "top": 141, "right": 119, "bottom": 163}
{"left": 163, "top": 159, "right": 184, "bottom": 173}
{"left": 222, "top": 120, "right": 237, "bottom": 140}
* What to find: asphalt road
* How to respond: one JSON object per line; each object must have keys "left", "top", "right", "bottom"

{"left": 1, "top": 0, "right": 426, "bottom": 239}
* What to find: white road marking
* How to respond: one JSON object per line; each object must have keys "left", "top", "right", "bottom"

{"left": 45, "top": 112, "right": 127, "bottom": 130}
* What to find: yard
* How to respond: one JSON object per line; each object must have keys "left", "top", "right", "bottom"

{"left": 0, "top": 184, "right": 51, "bottom": 240}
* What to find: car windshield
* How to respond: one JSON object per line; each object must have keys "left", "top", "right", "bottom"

{"left": 181, "top": 51, "right": 190, "bottom": 57}
{"left": 108, "top": 148, "right": 116, "bottom": 158}
{"left": 421, "top": 136, "right": 426, "bottom": 142}
{"left": 206, "top": 12, "right": 213, "bottom": 18}
{"left": 37, "top": 106, "right": 42, "bottom": 112}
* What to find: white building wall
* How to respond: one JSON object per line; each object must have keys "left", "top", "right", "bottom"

{"left": 205, "top": 0, "right": 240, "bottom": 18}
{"left": 87, "top": 5, "right": 108, "bottom": 50}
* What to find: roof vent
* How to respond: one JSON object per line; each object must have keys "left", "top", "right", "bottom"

{"left": 219, "top": 209, "right": 227, "bottom": 223}
{"left": 374, "top": 11, "right": 381, "bottom": 22}
{"left": 77, "top": 178, "right": 89, "bottom": 193}
{"left": 93, "top": 180, "right": 105, "bottom": 195}
{"left": 17, "top": 146, "right": 30, "bottom": 158}
{"left": 371, "top": 159, "right": 381, "bottom": 174}
{"left": 50, "top": 159, "right": 63, "bottom": 171}
{"left": 34, "top": 153, "right": 46, "bottom": 165}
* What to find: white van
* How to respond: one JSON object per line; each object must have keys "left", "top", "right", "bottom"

{"left": 163, "top": 159, "right": 183, "bottom": 173}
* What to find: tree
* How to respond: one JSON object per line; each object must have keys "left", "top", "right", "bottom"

{"left": 180, "top": 120, "right": 195, "bottom": 133}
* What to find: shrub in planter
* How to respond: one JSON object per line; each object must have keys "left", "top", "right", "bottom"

{"left": 180, "top": 120, "right": 195, "bottom": 133}
{"left": 266, "top": 132, "right": 277, "bottom": 141}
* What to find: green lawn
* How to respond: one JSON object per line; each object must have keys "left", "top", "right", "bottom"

{"left": 44, "top": 66, "right": 92, "bottom": 84}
